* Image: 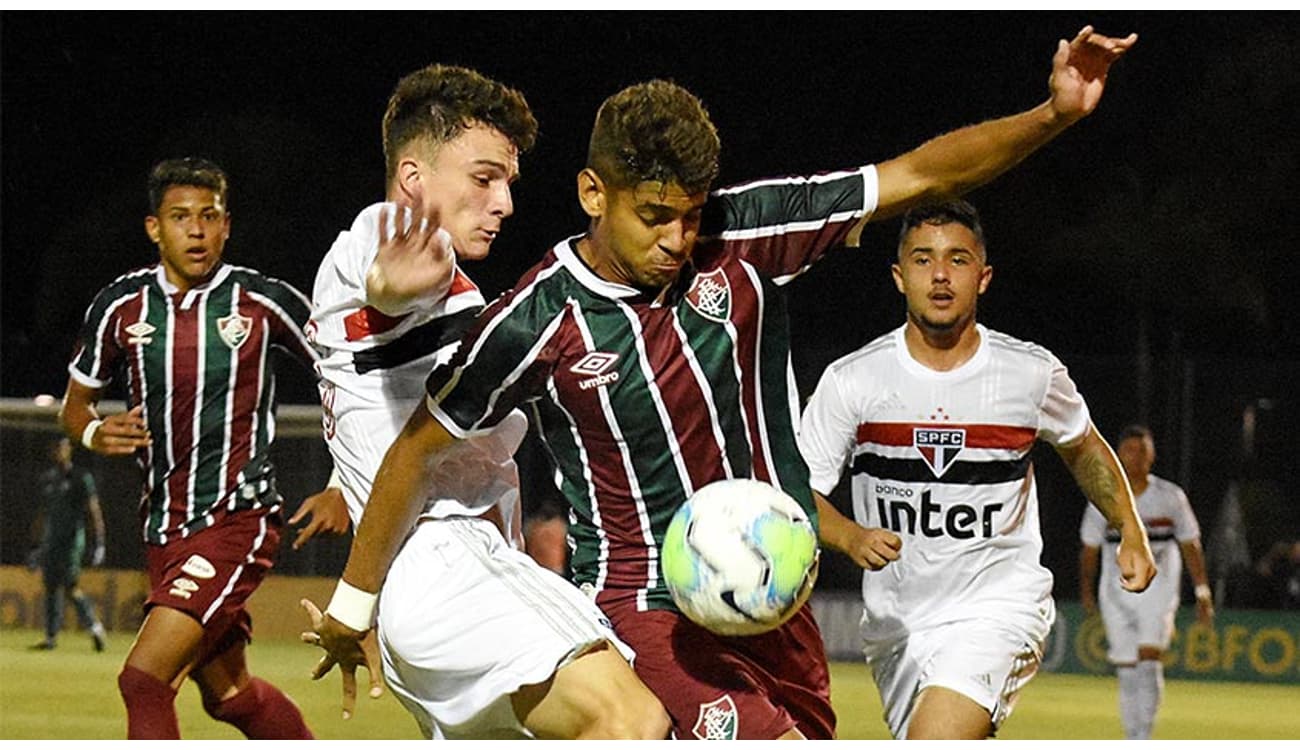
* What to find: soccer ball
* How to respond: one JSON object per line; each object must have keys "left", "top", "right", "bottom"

{"left": 661, "top": 478, "right": 820, "bottom": 636}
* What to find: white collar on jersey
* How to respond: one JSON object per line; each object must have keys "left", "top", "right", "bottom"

{"left": 154, "top": 263, "right": 232, "bottom": 299}
{"left": 554, "top": 235, "right": 645, "bottom": 300}
{"left": 893, "top": 322, "right": 991, "bottom": 380}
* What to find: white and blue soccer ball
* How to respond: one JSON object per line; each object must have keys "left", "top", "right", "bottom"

{"left": 661, "top": 478, "right": 820, "bottom": 636}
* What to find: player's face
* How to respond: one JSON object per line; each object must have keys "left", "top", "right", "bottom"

{"left": 892, "top": 222, "right": 990, "bottom": 334}
{"left": 584, "top": 176, "right": 707, "bottom": 291}
{"left": 145, "top": 185, "right": 230, "bottom": 292}
{"left": 412, "top": 123, "right": 519, "bottom": 262}
{"left": 1117, "top": 435, "right": 1156, "bottom": 482}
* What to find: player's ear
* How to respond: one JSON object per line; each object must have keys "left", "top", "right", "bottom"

{"left": 144, "top": 215, "right": 161, "bottom": 245}
{"left": 577, "top": 168, "right": 606, "bottom": 219}
{"left": 891, "top": 263, "right": 905, "bottom": 294}
{"left": 395, "top": 157, "right": 423, "bottom": 205}
{"left": 978, "top": 264, "right": 993, "bottom": 296}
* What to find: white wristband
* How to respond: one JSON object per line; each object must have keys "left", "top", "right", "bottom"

{"left": 1194, "top": 584, "right": 1212, "bottom": 601}
{"left": 81, "top": 419, "right": 104, "bottom": 450}
{"left": 326, "top": 579, "right": 378, "bottom": 632}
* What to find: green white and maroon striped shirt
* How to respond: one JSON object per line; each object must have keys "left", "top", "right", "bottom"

{"left": 69, "top": 264, "right": 317, "bottom": 544}
{"left": 426, "top": 166, "right": 878, "bottom": 611}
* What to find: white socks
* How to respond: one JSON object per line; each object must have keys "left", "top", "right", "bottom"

{"left": 1117, "top": 660, "right": 1164, "bottom": 739}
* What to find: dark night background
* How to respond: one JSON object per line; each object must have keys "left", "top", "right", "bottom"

{"left": 2, "top": 12, "right": 1297, "bottom": 604}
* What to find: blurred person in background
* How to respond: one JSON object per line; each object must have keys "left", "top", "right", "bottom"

{"left": 29, "top": 436, "right": 108, "bottom": 652}
{"left": 1080, "top": 423, "right": 1213, "bottom": 740}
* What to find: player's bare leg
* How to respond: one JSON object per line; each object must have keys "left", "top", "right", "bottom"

{"left": 906, "top": 686, "right": 993, "bottom": 739}
{"left": 118, "top": 606, "right": 205, "bottom": 738}
{"left": 1117, "top": 645, "right": 1166, "bottom": 740}
{"left": 510, "top": 641, "right": 669, "bottom": 739}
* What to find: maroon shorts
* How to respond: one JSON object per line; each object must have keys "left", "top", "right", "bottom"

{"left": 602, "top": 596, "right": 835, "bottom": 739}
{"left": 144, "top": 508, "right": 282, "bottom": 663}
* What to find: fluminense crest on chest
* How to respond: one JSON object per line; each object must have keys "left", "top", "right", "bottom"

{"left": 216, "top": 313, "right": 253, "bottom": 349}
{"left": 685, "top": 268, "right": 731, "bottom": 323}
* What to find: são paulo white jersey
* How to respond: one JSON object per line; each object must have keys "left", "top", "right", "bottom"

{"left": 311, "top": 202, "right": 485, "bottom": 414}
{"left": 309, "top": 202, "right": 523, "bottom": 527}
{"left": 1081, "top": 473, "right": 1199, "bottom": 613}
{"left": 799, "top": 323, "right": 1091, "bottom": 643}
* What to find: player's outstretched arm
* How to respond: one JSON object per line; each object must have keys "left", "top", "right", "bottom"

{"left": 365, "top": 203, "right": 455, "bottom": 315}
{"left": 863, "top": 26, "right": 1138, "bottom": 227}
{"left": 814, "top": 491, "right": 901, "bottom": 571}
{"left": 1055, "top": 423, "right": 1156, "bottom": 594}
{"left": 59, "top": 379, "right": 151, "bottom": 456}
{"left": 301, "top": 403, "right": 457, "bottom": 718}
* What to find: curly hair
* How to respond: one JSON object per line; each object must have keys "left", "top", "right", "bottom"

{"left": 147, "top": 157, "right": 228, "bottom": 213}
{"left": 587, "top": 80, "right": 720, "bottom": 195}
{"left": 382, "top": 64, "right": 538, "bottom": 182}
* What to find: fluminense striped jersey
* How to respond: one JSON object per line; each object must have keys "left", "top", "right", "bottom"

{"left": 425, "top": 165, "right": 878, "bottom": 611}
{"left": 69, "top": 264, "right": 317, "bottom": 544}
{"left": 1081, "top": 474, "right": 1199, "bottom": 614}
{"left": 799, "top": 323, "right": 1091, "bottom": 642}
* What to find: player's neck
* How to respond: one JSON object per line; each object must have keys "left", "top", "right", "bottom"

{"left": 903, "top": 318, "right": 980, "bottom": 372}
{"left": 1128, "top": 473, "right": 1150, "bottom": 496}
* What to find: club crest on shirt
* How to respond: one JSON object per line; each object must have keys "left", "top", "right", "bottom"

{"left": 125, "top": 321, "right": 155, "bottom": 346}
{"left": 217, "top": 313, "right": 253, "bottom": 349}
{"left": 692, "top": 694, "right": 739, "bottom": 740}
{"left": 685, "top": 268, "right": 731, "bottom": 323}
{"left": 914, "top": 427, "right": 966, "bottom": 478}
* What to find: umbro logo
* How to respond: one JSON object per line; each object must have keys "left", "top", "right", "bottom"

{"left": 126, "top": 321, "right": 155, "bottom": 345}
{"left": 571, "top": 352, "right": 620, "bottom": 391}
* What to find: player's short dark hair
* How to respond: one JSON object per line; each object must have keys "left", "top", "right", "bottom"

{"left": 148, "top": 157, "right": 228, "bottom": 214}
{"left": 1117, "top": 423, "right": 1154, "bottom": 444}
{"left": 897, "top": 199, "right": 987, "bottom": 259}
{"left": 587, "top": 80, "right": 721, "bottom": 194}
{"left": 382, "top": 64, "right": 538, "bottom": 183}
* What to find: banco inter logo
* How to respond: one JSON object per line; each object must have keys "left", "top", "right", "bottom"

{"left": 570, "top": 351, "right": 620, "bottom": 391}
{"left": 914, "top": 427, "right": 966, "bottom": 478}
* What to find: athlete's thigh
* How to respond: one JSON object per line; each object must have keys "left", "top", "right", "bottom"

{"left": 379, "top": 518, "right": 630, "bottom": 737}
{"left": 603, "top": 597, "right": 803, "bottom": 740}
{"left": 908, "top": 685, "right": 993, "bottom": 739}
{"left": 906, "top": 618, "right": 1045, "bottom": 737}
{"left": 1100, "top": 596, "right": 1141, "bottom": 664}
{"left": 511, "top": 642, "right": 661, "bottom": 739}
{"left": 124, "top": 605, "right": 207, "bottom": 687}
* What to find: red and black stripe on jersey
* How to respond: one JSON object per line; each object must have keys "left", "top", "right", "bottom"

{"left": 426, "top": 167, "right": 870, "bottom": 609}
{"left": 852, "top": 423, "right": 1037, "bottom": 484}
{"left": 70, "top": 265, "right": 316, "bottom": 544}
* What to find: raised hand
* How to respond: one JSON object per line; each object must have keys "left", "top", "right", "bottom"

{"left": 1048, "top": 25, "right": 1139, "bottom": 122}
{"left": 364, "top": 203, "right": 455, "bottom": 315}
{"left": 300, "top": 598, "right": 382, "bottom": 719}
{"left": 289, "top": 487, "right": 351, "bottom": 550}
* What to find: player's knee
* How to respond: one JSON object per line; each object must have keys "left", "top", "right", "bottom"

{"left": 118, "top": 664, "right": 175, "bottom": 705}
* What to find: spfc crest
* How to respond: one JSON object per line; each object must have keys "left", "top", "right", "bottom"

{"left": 216, "top": 313, "right": 253, "bottom": 349}
{"left": 685, "top": 268, "right": 731, "bottom": 323}
{"left": 914, "top": 427, "right": 966, "bottom": 478}
{"left": 692, "top": 694, "right": 739, "bottom": 740}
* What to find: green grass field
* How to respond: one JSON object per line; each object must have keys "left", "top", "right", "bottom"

{"left": 2, "top": 626, "right": 1297, "bottom": 739}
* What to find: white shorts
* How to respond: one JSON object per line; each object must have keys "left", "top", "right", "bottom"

{"left": 378, "top": 516, "right": 634, "bottom": 739}
{"left": 864, "top": 613, "right": 1050, "bottom": 738}
{"left": 324, "top": 395, "right": 413, "bottom": 526}
{"left": 1099, "top": 592, "right": 1177, "bottom": 663}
